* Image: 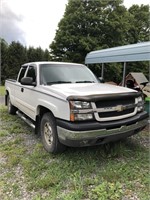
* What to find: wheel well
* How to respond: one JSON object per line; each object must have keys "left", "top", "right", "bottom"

{"left": 37, "top": 106, "right": 55, "bottom": 119}
{"left": 5, "top": 90, "right": 9, "bottom": 106}
{"left": 35, "top": 106, "right": 54, "bottom": 135}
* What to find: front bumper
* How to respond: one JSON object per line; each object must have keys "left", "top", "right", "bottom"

{"left": 56, "top": 111, "right": 148, "bottom": 147}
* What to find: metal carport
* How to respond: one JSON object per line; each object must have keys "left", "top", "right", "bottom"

{"left": 85, "top": 42, "right": 150, "bottom": 86}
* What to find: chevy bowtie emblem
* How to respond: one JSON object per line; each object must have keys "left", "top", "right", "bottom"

{"left": 116, "top": 105, "right": 124, "bottom": 112}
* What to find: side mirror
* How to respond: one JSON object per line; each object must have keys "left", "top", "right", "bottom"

{"left": 21, "top": 77, "right": 36, "bottom": 86}
{"left": 98, "top": 77, "right": 105, "bottom": 83}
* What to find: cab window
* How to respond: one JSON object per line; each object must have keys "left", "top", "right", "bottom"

{"left": 18, "top": 67, "right": 27, "bottom": 82}
{"left": 26, "top": 66, "right": 36, "bottom": 82}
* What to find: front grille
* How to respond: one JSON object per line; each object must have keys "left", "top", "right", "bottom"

{"left": 98, "top": 108, "right": 135, "bottom": 118}
{"left": 95, "top": 98, "right": 135, "bottom": 108}
{"left": 95, "top": 97, "right": 136, "bottom": 121}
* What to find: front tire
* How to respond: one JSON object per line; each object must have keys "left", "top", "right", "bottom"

{"left": 7, "top": 95, "right": 17, "bottom": 115}
{"left": 40, "top": 112, "right": 66, "bottom": 153}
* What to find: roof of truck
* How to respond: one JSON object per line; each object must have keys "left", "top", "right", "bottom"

{"left": 22, "top": 61, "right": 83, "bottom": 67}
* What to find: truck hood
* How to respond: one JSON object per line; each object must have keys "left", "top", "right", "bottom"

{"left": 41, "top": 83, "right": 136, "bottom": 101}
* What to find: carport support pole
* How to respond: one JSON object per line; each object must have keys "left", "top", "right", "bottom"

{"left": 101, "top": 63, "right": 104, "bottom": 78}
{"left": 122, "top": 62, "right": 126, "bottom": 87}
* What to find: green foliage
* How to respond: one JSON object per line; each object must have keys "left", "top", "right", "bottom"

{"left": 126, "top": 61, "right": 149, "bottom": 80}
{"left": 6, "top": 41, "right": 27, "bottom": 80}
{"left": 127, "top": 5, "right": 150, "bottom": 43}
{"left": 50, "top": 0, "right": 126, "bottom": 62}
{"left": 89, "top": 181, "right": 123, "bottom": 200}
{"left": 0, "top": 39, "right": 51, "bottom": 84}
{"left": 50, "top": 1, "right": 149, "bottom": 81}
{"left": 27, "top": 46, "right": 51, "bottom": 62}
{"left": 1, "top": 39, "right": 9, "bottom": 83}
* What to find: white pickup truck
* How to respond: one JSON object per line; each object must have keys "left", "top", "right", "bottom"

{"left": 5, "top": 62, "right": 148, "bottom": 153}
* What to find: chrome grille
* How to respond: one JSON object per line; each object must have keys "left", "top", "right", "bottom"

{"left": 94, "top": 97, "right": 136, "bottom": 121}
{"left": 98, "top": 108, "right": 135, "bottom": 118}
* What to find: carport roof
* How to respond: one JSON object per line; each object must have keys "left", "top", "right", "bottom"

{"left": 85, "top": 42, "right": 150, "bottom": 64}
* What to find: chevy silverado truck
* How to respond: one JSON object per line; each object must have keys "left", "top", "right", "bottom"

{"left": 5, "top": 62, "right": 148, "bottom": 153}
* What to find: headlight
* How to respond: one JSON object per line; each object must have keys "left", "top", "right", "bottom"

{"left": 137, "top": 96, "right": 144, "bottom": 112}
{"left": 69, "top": 101, "right": 94, "bottom": 121}
{"left": 70, "top": 101, "right": 91, "bottom": 109}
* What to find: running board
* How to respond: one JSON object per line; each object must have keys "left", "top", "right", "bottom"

{"left": 16, "top": 111, "right": 35, "bottom": 129}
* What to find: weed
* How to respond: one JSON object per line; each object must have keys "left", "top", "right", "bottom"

{"left": 89, "top": 181, "right": 123, "bottom": 200}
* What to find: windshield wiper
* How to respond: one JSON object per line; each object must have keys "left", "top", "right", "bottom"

{"left": 47, "top": 81, "right": 72, "bottom": 85}
{"left": 75, "top": 81, "right": 95, "bottom": 83}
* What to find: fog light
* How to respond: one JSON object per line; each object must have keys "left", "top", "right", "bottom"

{"left": 74, "top": 113, "right": 93, "bottom": 121}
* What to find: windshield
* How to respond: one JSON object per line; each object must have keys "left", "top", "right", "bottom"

{"left": 40, "top": 64, "right": 99, "bottom": 85}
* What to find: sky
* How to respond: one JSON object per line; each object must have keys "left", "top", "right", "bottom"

{"left": 0, "top": 0, "right": 149, "bottom": 50}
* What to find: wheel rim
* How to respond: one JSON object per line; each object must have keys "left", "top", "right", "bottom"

{"left": 43, "top": 122, "right": 53, "bottom": 146}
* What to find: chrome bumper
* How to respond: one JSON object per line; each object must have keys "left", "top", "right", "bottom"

{"left": 57, "top": 119, "right": 148, "bottom": 147}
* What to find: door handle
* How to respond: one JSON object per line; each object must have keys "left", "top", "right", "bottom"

{"left": 21, "top": 88, "right": 24, "bottom": 92}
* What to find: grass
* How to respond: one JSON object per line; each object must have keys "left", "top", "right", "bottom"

{"left": 0, "top": 86, "right": 5, "bottom": 96}
{"left": 0, "top": 104, "right": 149, "bottom": 200}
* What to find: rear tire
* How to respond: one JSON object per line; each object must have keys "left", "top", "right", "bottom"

{"left": 40, "top": 112, "right": 66, "bottom": 153}
{"left": 7, "top": 95, "right": 17, "bottom": 115}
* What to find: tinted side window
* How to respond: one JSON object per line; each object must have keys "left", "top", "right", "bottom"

{"left": 26, "top": 66, "right": 36, "bottom": 82}
{"left": 18, "top": 67, "right": 27, "bottom": 82}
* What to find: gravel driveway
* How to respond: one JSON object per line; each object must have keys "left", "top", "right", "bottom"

{"left": 0, "top": 96, "right": 5, "bottom": 105}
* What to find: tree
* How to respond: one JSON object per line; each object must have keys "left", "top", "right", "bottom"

{"left": 6, "top": 41, "right": 27, "bottom": 79}
{"left": 125, "top": 5, "right": 150, "bottom": 80}
{"left": 43, "top": 49, "right": 51, "bottom": 61}
{"left": 0, "top": 38, "right": 51, "bottom": 84}
{"left": 50, "top": 0, "right": 149, "bottom": 82}
{"left": 49, "top": 0, "right": 129, "bottom": 63}
{"left": 27, "top": 46, "right": 37, "bottom": 62}
{"left": 0, "top": 38, "right": 9, "bottom": 84}
{"left": 102, "top": 3, "right": 129, "bottom": 47}
{"left": 27, "top": 46, "right": 51, "bottom": 62}
{"left": 127, "top": 5, "right": 150, "bottom": 44}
